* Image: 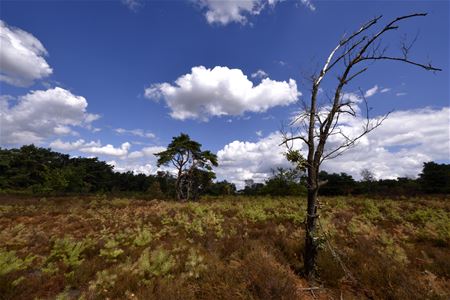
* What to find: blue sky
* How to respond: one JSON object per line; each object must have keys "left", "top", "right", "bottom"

{"left": 1, "top": 0, "right": 449, "bottom": 187}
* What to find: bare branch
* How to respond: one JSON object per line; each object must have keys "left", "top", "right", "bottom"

{"left": 320, "top": 112, "right": 390, "bottom": 162}
{"left": 343, "top": 67, "right": 368, "bottom": 84}
{"left": 316, "top": 15, "right": 382, "bottom": 83}
{"left": 279, "top": 134, "right": 310, "bottom": 147}
{"left": 359, "top": 56, "right": 442, "bottom": 71}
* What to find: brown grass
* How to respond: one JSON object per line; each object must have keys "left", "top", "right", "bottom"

{"left": 0, "top": 195, "right": 449, "bottom": 299}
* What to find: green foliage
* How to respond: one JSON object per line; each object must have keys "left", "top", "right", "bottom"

{"left": 1, "top": 195, "right": 449, "bottom": 299}
{"left": 100, "top": 239, "right": 124, "bottom": 262}
{"left": 361, "top": 200, "right": 382, "bottom": 221}
{"left": 202, "top": 210, "right": 224, "bottom": 238}
{"left": 184, "top": 248, "right": 207, "bottom": 279}
{"left": 419, "top": 162, "right": 450, "bottom": 194}
{"left": 88, "top": 270, "right": 118, "bottom": 296}
{"left": 0, "top": 145, "right": 176, "bottom": 196}
{"left": 378, "top": 232, "right": 409, "bottom": 265}
{"left": 261, "top": 167, "right": 306, "bottom": 196}
{"left": 110, "top": 198, "right": 131, "bottom": 207}
{"left": 285, "top": 149, "right": 306, "bottom": 171}
{"left": 407, "top": 208, "right": 450, "bottom": 245}
{"left": 205, "top": 180, "right": 236, "bottom": 196}
{"left": 135, "top": 247, "right": 176, "bottom": 278}
{"left": 155, "top": 133, "right": 218, "bottom": 200}
{"left": 133, "top": 227, "right": 153, "bottom": 247}
{"left": 319, "top": 171, "right": 356, "bottom": 196}
{"left": 0, "top": 249, "right": 34, "bottom": 276}
{"left": 47, "top": 236, "right": 88, "bottom": 269}
{"left": 240, "top": 205, "right": 269, "bottom": 222}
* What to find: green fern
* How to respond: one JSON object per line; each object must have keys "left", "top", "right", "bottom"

{"left": 133, "top": 228, "right": 153, "bottom": 247}
{"left": 100, "top": 239, "right": 124, "bottom": 261}
{"left": 47, "top": 236, "right": 87, "bottom": 268}
{"left": 0, "top": 248, "right": 34, "bottom": 276}
{"left": 135, "top": 247, "right": 175, "bottom": 278}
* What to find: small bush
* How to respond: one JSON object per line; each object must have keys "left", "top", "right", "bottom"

{"left": 0, "top": 248, "right": 34, "bottom": 276}
{"left": 100, "top": 239, "right": 124, "bottom": 262}
{"left": 133, "top": 227, "right": 153, "bottom": 247}
{"left": 47, "top": 236, "right": 88, "bottom": 269}
{"left": 134, "top": 247, "right": 176, "bottom": 279}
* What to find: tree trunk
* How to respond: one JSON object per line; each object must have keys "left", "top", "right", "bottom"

{"left": 304, "top": 169, "right": 319, "bottom": 278}
{"left": 175, "top": 177, "right": 181, "bottom": 200}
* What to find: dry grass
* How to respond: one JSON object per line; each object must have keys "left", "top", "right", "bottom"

{"left": 0, "top": 195, "right": 449, "bottom": 299}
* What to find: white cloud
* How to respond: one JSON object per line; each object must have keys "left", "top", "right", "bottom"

{"left": 299, "top": 0, "right": 316, "bottom": 11}
{"left": 108, "top": 145, "right": 168, "bottom": 175}
{"left": 396, "top": 92, "right": 407, "bottom": 96}
{"left": 251, "top": 69, "right": 268, "bottom": 79}
{"left": 380, "top": 88, "right": 391, "bottom": 93}
{"left": 216, "top": 107, "right": 449, "bottom": 188}
{"left": 51, "top": 139, "right": 170, "bottom": 175}
{"left": 109, "top": 160, "right": 156, "bottom": 176}
{"left": 0, "top": 20, "right": 53, "bottom": 87}
{"left": 197, "top": 0, "right": 263, "bottom": 25}
{"left": 195, "top": 0, "right": 315, "bottom": 25}
{"left": 121, "top": 0, "right": 143, "bottom": 12}
{"left": 364, "top": 85, "right": 378, "bottom": 98}
{"left": 128, "top": 146, "right": 166, "bottom": 159}
{"left": 49, "top": 139, "right": 101, "bottom": 151}
{"left": 49, "top": 138, "right": 130, "bottom": 157}
{"left": 80, "top": 142, "right": 131, "bottom": 157}
{"left": 145, "top": 65, "right": 299, "bottom": 121}
{"left": 256, "top": 130, "right": 263, "bottom": 137}
{"left": 216, "top": 132, "right": 303, "bottom": 189}
{"left": 115, "top": 128, "right": 155, "bottom": 139}
{"left": 0, "top": 87, "right": 99, "bottom": 145}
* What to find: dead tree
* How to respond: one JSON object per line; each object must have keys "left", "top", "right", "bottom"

{"left": 281, "top": 13, "right": 441, "bottom": 278}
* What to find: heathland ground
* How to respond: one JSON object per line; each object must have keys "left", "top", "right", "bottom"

{"left": 0, "top": 195, "right": 449, "bottom": 299}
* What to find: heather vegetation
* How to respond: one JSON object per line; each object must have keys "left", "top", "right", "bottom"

{"left": 0, "top": 195, "right": 448, "bottom": 299}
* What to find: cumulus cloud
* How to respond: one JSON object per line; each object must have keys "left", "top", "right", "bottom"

{"left": 145, "top": 66, "right": 299, "bottom": 121}
{"left": 216, "top": 107, "right": 449, "bottom": 188}
{"left": 49, "top": 139, "right": 101, "bottom": 151}
{"left": 195, "top": 0, "right": 315, "bottom": 25}
{"left": 115, "top": 128, "right": 155, "bottom": 139}
{"left": 128, "top": 146, "right": 166, "bottom": 159}
{"left": 197, "top": 0, "right": 263, "bottom": 25}
{"left": 0, "top": 87, "right": 100, "bottom": 145}
{"left": 108, "top": 160, "right": 157, "bottom": 176}
{"left": 108, "top": 145, "right": 167, "bottom": 175}
{"left": 50, "top": 139, "right": 167, "bottom": 174}
{"left": 81, "top": 142, "right": 131, "bottom": 157}
{"left": 49, "top": 138, "right": 131, "bottom": 157}
{"left": 216, "top": 132, "right": 303, "bottom": 189}
{"left": 0, "top": 20, "right": 53, "bottom": 87}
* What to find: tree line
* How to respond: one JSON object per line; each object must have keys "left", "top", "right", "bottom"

{"left": 241, "top": 163, "right": 450, "bottom": 197}
{"left": 0, "top": 144, "right": 448, "bottom": 198}
{"left": 0, "top": 144, "right": 235, "bottom": 198}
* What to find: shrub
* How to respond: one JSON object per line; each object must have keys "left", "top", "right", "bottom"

{"left": 134, "top": 247, "right": 176, "bottom": 279}
{"left": 100, "top": 239, "right": 124, "bottom": 262}
{"left": 47, "top": 236, "right": 88, "bottom": 269}
{"left": 184, "top": 248, "right": 207, "bottom": 279}
{"left": 133, "top": 227, "right": 153, "bottom": 247}
{"left": 0, "top": 249, "right": 34, "bottom": 276}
